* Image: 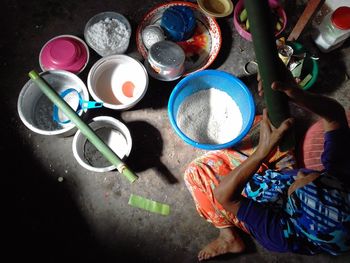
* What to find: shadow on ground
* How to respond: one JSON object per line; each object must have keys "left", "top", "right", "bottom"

{"left": 126, "top": 120, "right": 178, "bottom": 184}
{"left": 2, "top": 106, "right": 155, "bottom": 262}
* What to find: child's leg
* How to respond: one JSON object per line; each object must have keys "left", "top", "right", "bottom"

{"left": 184, "top": 149, "right": 249, "bottom": 232}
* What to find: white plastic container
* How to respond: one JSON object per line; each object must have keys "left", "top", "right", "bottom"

{"left": 17, "top": 70, "right": 89, "bottom": 137}
{"left": 72, "top": 116, "right": 132, "bottom": 172}
{"left": 84, "top": 12, "right": 132, "bottom": 56}
{"left": 313, "top": 6, "right": 350, "bottom": 53}
{"left": 87, "top": 55, "right": 148, "bottom": 110}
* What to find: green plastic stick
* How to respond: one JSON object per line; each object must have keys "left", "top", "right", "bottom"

{"left": 128, "top": 194, "right": 170, "bottom": 216}
{"left": 245, "top": 0, "right": 295, "bottom": 151}
{"left": 28, "top": 70, "right": 138, "bottom": 183}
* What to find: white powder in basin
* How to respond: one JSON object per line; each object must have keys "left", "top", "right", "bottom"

{"left": 176, "top": 88, "right": 243, "bottom": 144}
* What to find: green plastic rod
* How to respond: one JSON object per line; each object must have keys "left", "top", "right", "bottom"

{"left": 245, "top": 0, "right": 295, "bottom": 151}
{"left": 28, "top": 70, "right": 138, "bottom": 183}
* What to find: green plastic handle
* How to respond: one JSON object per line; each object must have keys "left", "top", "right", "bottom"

{"left": 28, "top": 70, "right": 138, "bottom": 183}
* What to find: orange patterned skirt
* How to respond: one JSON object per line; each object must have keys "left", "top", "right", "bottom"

{"left": 184, "top": 115, "right": 296, "bottom": 233}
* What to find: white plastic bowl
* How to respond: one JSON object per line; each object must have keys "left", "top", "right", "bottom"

{"left": 87, "top": 55, "right": 149, "bottom": 110}
{"left": 84, "top": 11, "right": 132, "bottom": 56}
{"left": 72, "top": 116, "right": 132, "bottom": 172}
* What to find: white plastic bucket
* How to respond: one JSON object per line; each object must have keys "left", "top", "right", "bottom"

{"left": 72, "top": 116, "right": 132, "bottom": 172}
{"left": 17, "top": 70, "right": 89, "bottom": 137}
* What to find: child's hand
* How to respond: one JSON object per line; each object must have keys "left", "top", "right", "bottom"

{"left": 255, "top": 109, "right": 294, "bottom": 159}
{"left": 271, "top": 80, "right": 300, "bottom": 98}
{"left": 257, "top": 58, "right": 300, "bottom": 98}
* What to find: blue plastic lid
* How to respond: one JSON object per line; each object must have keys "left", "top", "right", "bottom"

{"left": 161, "top": 6, "right": 196, "bottom": 42}
{"left": 173, "top": 6, "right": 196, "bottom": 32}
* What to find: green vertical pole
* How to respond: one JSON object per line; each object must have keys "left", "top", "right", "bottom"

{"left": 28, "top": 70, "right": 138, "bottom": 183}
{"left": 245, "top": 0, "right": 295, "bottom": 151}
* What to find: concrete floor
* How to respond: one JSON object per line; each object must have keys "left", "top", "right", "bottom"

{"left": 3, "top": 0, "right": 350, "bottom": 262}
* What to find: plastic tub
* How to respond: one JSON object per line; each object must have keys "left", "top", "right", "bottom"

{"left": 233, "top": 0, "right": 287, "bottom": 41}
{"left": 84, "top": 11, "right": 132, "bottom": 56}
{"left": 87, "top": 55, "right": 148, "bottom": 110}
{"left": 168, "top": 70, "right": 255, "bottom": 150}
{"left": 17, "top": 70, "right": 89, "bottom": 137}
{"left": 72, "top": 116, "right": 132, "bottom": 172}
{"left": 39, "top": 34, "right": 89, "bottom": 74}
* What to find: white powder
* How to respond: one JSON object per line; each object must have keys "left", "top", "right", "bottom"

{"left": 86, "top": 17, "right": 131, "bottom": 55}
{"left": 176, "top": 88, "right": 243, "bottom": 144}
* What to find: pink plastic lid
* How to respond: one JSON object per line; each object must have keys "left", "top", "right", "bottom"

{"left": 331, "top": 6, "right": 350, "bottom": 30}
{"left": 40, "top": 35, "right": 89, "bottom": 74}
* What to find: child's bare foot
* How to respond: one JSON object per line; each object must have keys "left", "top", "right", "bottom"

{"left": 198, "top": 227, "right": 245, "bottom": 261}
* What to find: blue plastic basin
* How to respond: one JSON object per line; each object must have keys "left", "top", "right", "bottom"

{"left": 168, "top": 70, "right": 256, "bottom": 150}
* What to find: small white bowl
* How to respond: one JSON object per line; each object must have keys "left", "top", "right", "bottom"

{"left": 87, "top": 55, "right": 149, "bottom": 110}
{"left": 72, "top": 116, "right": 132, "bottom": 172}
{"left": 84, "top": 11, "right": 132, "bottom": 56}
